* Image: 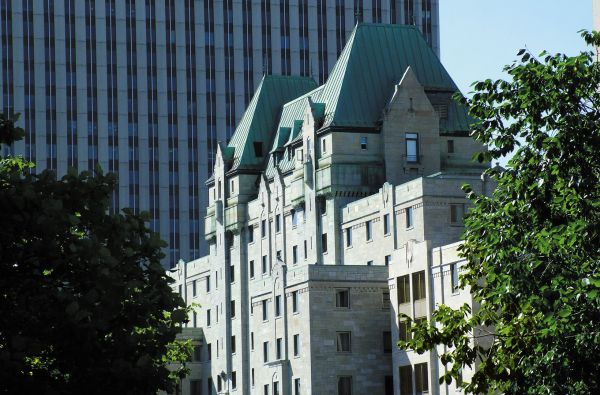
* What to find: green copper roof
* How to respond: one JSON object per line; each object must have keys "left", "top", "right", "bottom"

{"left": 320, "top": 23, "right": 462, "bottom": 129}
{"left": 227, "top": 75, "right": 317, "bottom": 171}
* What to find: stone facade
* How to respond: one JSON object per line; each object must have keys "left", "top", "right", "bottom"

{"left": 168, "top": 24, "right": 490, "bottom": 395}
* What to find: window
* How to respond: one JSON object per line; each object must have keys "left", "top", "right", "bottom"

{"left": 276, "top": 337, "right": 282, "bottom": 359}
{"left": 207, "top": 309, "right": 211, "bottom": 326}
{"left": 322, "top": 138, "right": 327, "bottom": 153}
{"left": 231, "top": 335, "right": 236, "bottom": 354}
{"left": 207, "top": 378, "right": 213, "bottom": 395}
{"left": 399, "top": 319, "right": 411, "bottom": 342}
{"left": 193, "top": 345, "right": 202, "bottom": 362}
{"left": 178, "top": 284, "right": 182, "bottom": 295}
{"left": 206, "top": 275, "right": 211, "bottom": 292}
{"left": 367, "top": 260, "right": 373, "bottom": 266}
{"left": 336, "top": 332, "right": 351, "bottom": 352}
{"left": 345, "top": 228, "right": 352, "bottom": 247}
{"left": 385, "top": 255, "right": 392, "bottom": 266}
{"left": 251, "top": 332, "right": 254, "bottom": 350}
{"left": 293, "top": 334, "right": 300, "bottom": 357}
{"left": 190, "top": 380, "right": 202, "bottom": 395}
{"left": 250, "top": 260, "right": 255, "bottom": 278}
{"left": 382, "top": 291, "right": 391, "bottom": 309}
{"left": 447, "top": 139, "right": 455, "bottom": 153}
{"left": 262, "top": 299, "right": 269, "bottom": 321}
{"left": 231, "top": 371, "right": 237, "bottom": 390}
{"left": 193, "top": 312, "right": 197, "bottom": 327}
{"left": 230, "top": 179, "right": 235, "bottom": 195}
{"left": 230, "top": 265, "right": 235, "bottom": 283}
{"left": 264, "top": 384, "right": 269, "bottom": 395}
{"left": 415, "top": 363, "right": 429, "bottom": 394}
{"left": 248, "top": 225, "right": 254, "bottom": 243}
{"left": 292, "top": 291, "right": 299, "bottom": 313}
{"left": 385, "top": 376, "right": 394, "bottom": 395}
{"left": 321, "top": 233, "right": 328, "bottom": 253}
{"left": 217, "top": 375, "right": 222, "bottom": 392}
{"left": 383, "top": 214, "right": 390, "bottom": 235}
{"left": 335, "top": 289, "right": 350, "bottom": 308}
{"left": 275, "top": 295, "right": 282, "bottom": 317}
{"left": 192, "top": 280, "right": 197, "bottom": 297}
{"left": 450, "top": 204, "right": 465, "bottom": 225}
{"left": 338, "top": 376, "right": 352, "bottom": 395}
{"left": 274, "top": 381, "right": 280, "bottom": 395}
{"left": 383, "top": 331, "right": 392, "bottom": 353}
{"left": 413, "top": 271, "right": 426, "bottom": 300}
{"left": 303, "top": 240, "right": 308, "bottom": 259}
{"left": 397, "top": 275, "right": 410, "bottom": 304}
{"left": 320, "top": 199, "right": 327, "bottom": 215}
{"left": 207, "top": 343, "right": 212, "bottom": 361}
{"left": 254, "top": 141, "right": 263, "bottom": 157}
{"left": 406, "top": 133, "right": 419, "bottom": 162}
{"left": 399, "top": 365, "right": 413, "bottom": 395}
{"left": 294, "top": 378, "right": 301, "bottom": 395}
{"left": 292, "top": 245, "right": 298, "bottom": 264}
{"left": 215, "top": 271, "right": 218, "bottom": 288}
{"left": 263, "top": 341, "right": 269, "bottom": 362}
{"left": 366, "top": 220, "right": 372, "bottom": 241}
{"left": 262, "top": 255, "right": 268, "bottom": 274}
{"left": 291, "top": 210, "right": 298, "bottom": 226}
{"left": 252, "top": 368, "right": 255, "bottom": 386}
{"left": 275, "top": 214, "right": 281, "bottom": 232}
{"left": 276, "top": 250, "right": 282, "bottom": 261}
{"left": 360, "top": 136, "right": 367, "bottom": 150}
{"left": 231, "top": 300, "right": 236, "bottom": 318}
{"left": 450, "top": 263, "right": 459, "bottom": 292}
{"left": 261, "top": 219, "right": 266, "bottom": 238}
{"left": 406, "top": 207, "right": 413, "bottom": 228}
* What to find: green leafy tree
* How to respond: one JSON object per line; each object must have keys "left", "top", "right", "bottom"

{"left": 0, "top": 114, "right": 191, "bottom": 394}
{"left": 399, "top": 31, "right": 600, "bottom": 394}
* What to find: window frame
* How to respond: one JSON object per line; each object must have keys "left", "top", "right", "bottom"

{"left": 335, "top": 288, "right": 350, "bottom": 309}
{"left": 336, "top": 331, "right": 352, "bottom": 352}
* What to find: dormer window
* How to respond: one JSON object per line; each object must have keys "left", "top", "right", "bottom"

{"left": 253, "top": 142, "right": 263, "bottom": 157}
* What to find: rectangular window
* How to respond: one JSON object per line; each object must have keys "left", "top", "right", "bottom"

{"left": 263, "top": 341, "right": 269, "bottom": 362}
{"left": 294, "top": 378, "right": 301, "bottom": 395}
{"left": 413, "top": 271, "right": 426, "bottom": 300}
{"left": 230, "top": 179, "right": 235, "bottom": 195}
{"left": 264, "top": 384, "right": 269, "bottom": 395}
{"left": 262, "top": 255, "right": 268, "bottom": 274}
{"left": 383, "top": 214, "right": 390, "bottom": 235}
{"left": 447, "top": 139, "right": 455, "bottom": 153}
{"left": 367, "top": 260, "right": 373, "bottom": 266}
{"left": 291, "top": 210, "right": 298, "bottom": 226}
{"left": 192, "top": 280, "right": 197, "bottom": 297}
{"left": 208, "top": 378, "right": 213, "bottom": 395}
{"left": 248, "top": 225, "right": 254, "bottom": 243}
{"left": 230, "top": 265, "right": 235, "bottom": 283}
{"left": 338, "top": 376, "right": 352, "bottom": 395}
{"left": 385, "top": 376, "right": 394, "bottom": 395}
{"left": 383, "top": 331, "right": 392, "bottom": 353}
{"left": 274, "top": 381, "right": 280, "bottom": 395}
{"left": 293, "top": 334, "right": 300, "bottom": 356}
{"left": 231, "top": 371, "right": 237, "bottom": 389}
{"left": 415, "top": 363, "right": 429, "bottom": 394}
{"left": 382, "top": 291, "right": 391, "bottom": 309}
{"left": 345, "top": 228, "right": 352, "bottom": 247}
{"left": 335, "top": 289, "right": 350, "bottom": 308}
{"left": 231, "top": 335, "right": 236, "bottom": 354}
{"left": 275, "top": 295, "right": 282, "bottom": 317}
{"left": 217, "top": 375, "right": 222, "bottom": 392}
{"left": 261, "top": 219, "right": 267, "bottom": 238}
{"left": 406, "top": 207, "right": 413, "bottom": 228}
{"left": 399, "top": 365, "right": 413, "bottom": 395}
{"left": 276, "top": 250, "right": 282, "bottom": 261}
{"left": 399, "top": 319, "right": 411, "bottom": 342}
{"left": 385, "top": 255, "right": 392, "bottom": 266}
{"left": 206, "top": 275, "right": 211, "bottom": 292}
{"left": 190, "top": 379, "right": 202, "bottom": 395}
{"left": 252, "top": 368, "right": 255, "bottom": 386}
{"left": 322, "top": 233, "right": 328, "bottom": 253}
{"left": 321, "top": 138, "right": 327, "bottom": 154}
{"left": 360, "top": 136, "right": 367, "bottom": 150}
{"left": 193, "top": 312, "right": 197, "bottom": 327}
{"left": 262, "top": 299, "right": 269, "bottom": 321}
{"left": 450, "top": 263, "right": 459, "bottom": 292}
{"left": 450, "top": 204, "right": 465, "bottom": 225}
{"left": 320, "top": 199, "right": 327, "bottom": 215}
{"left": 251, "top": 332, "right": 254, "bottom": 350}
{"left": 292, "top": 291, "right": 299, "bottom": 313}
{"left": 207, "top": 343, "right": 212, "bottom": 361}
{"left": 276, "top": 337, "right": 282, "bottom": 359}
{"left": 231, "top": 300, "right": 235, "bottom": 318}
{"left": 303, "top": 240, "right": 308, "bottom": 259}
{"left": 336, "top": 332, "right": 351, "bottom": 352}
{"left": 397, "top": 275, "right": 410, "bottom": 304}
{"left": 366, "top": 220, "right": 372, "bottom": 241}
{"left": 206, "top": 309, "right": 211, "bottom": 326}
{"left": 179, "top": 284, "right": 182, "bottom": 295}
{"left": 193, "top": 345, "right": 202, "bottom": 362}
{"left": 293, "top": 245, "right": 298, "bottom": 264}
{"left": 276, "top": 214, "right": 281, "bottom": 232}
{"left": 254, "top": 141, "right": 263, "bottom": 157}
{"left": 250, "top": 260, "right": 255, "bottom": 278}
{"left": 406, "top": 133, "right": 419, "bottom": 162}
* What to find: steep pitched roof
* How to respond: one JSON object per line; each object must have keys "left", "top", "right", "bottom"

{"left": 319, "top": 23, "right": 461, "bottom": 129}
{"left": 226, "top": 75, "right": 317, "bottom": 172}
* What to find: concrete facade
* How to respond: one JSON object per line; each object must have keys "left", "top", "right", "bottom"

{"left": 169, "top": 24, "right": 489, "bottom": 395}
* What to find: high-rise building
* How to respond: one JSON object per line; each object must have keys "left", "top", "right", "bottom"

{"left": 0, "top": 0, "right": 439, "bottom": 267}
{"left": 169, "top": 23, "right": 490, "bottom": 395}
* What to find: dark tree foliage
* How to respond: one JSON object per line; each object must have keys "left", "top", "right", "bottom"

{"left": 0, "top": 114, "right": 190, "bottom": 394}
{"left": 399, "top": 31, "right": 600, "bottom": 394}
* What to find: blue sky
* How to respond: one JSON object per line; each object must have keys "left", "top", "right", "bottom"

{"left": 440, "top": 0, "right": 592, "bottom": 95}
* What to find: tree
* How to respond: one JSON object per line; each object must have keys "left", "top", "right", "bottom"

{"left": 399, "top": 31, "right": 600, "bottom": 394}
{"left": 0, "top": 114, "right": 191, "bottom": 394}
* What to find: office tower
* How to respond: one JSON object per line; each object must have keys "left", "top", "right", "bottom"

{"left": 170, "top": 23, "right": 490, "bottom": 394}
{"left": 0, "top": 0, "right": 439, "bottom": 267}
